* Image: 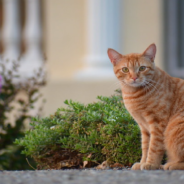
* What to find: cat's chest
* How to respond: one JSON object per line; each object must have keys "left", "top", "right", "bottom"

{"left": 122, "top": 88, "right": 158, "bottom": 113}
{"left": 124, "top": 100, "right": 151, "bottom": 131}
{"left": 122, "top": 93, "right": 145, "bottom": 112}
{"left": 123, "top": 97, "right": 146, "bottom": 119}
{"left": 122, "top": 93, "right": 153, "bottom": 131}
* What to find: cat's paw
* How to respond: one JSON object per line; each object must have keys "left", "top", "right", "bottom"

{"left": 131, "top": 162, "right": 142, "bottom": 170}
{"left": 163, "top": 163, "right": 173, "bottom": 170}
{"left": 141, "top": 163, "right": 160, "bottom": 170}
{"left": 163, "top": 162, "right": 184, "bottom": 170}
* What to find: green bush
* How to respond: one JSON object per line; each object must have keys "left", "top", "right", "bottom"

{"left": 0, "top": 60, "right": 45, "bottom": 170}
{"left": 15, "top": 90, "right": 141, "bottom": 169}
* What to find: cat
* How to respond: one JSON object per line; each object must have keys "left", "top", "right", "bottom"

{"left": 107, "top": 43, "right": 184, "bottom": 170}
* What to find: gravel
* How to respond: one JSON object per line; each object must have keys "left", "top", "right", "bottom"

{"left": 1, "top": 170, "right": 184, "bottom": 184}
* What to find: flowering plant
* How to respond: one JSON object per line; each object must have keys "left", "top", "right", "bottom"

{"left": 0, "top": 75, "right": 2, "bottom": 92}
{"left": 0, "top": 60, "right": 46, "bottom": 170}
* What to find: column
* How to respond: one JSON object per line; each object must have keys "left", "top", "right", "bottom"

{"left": 0, "top": 25, "right": 2, "bottom": 70}
{"left": 2, "top": 0, "right": 21, "bottom": 61}
{"left": 76, "top": 0, "right": 121, "bottom": 80}
{"left": 20, "top": 0, "right": 44, "bottom": 79}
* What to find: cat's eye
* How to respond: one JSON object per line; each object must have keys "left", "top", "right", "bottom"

{"left": 122, "top": 67, "right": 129, "bottom": 73}
{"left": 139, "top": 66, "right": 146, "bottom": 71}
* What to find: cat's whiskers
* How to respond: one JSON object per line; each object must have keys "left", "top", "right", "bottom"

{"left": 143, "top": 82, "right": 150, "bottom": 96}
{"left": 120, "top": 81, "right": 129, "bottom": 88}
{"left": 142, "top": 81, "right": 152, "bottom": 96}
{"left": 144, "top": 80, "right": 159, "bottom": 95}
{"left": 143, "top": 85, "right": 148, "bottom": 96}
{"left": 109, "top": 80, "right": 122, "bottom": 90}
{"left": 141, "top": 81, "right": 152, "bottom": 95}
{"left": 148, "top": 81, "right": 160, "bottom": 93}
{"left": 147, "top": 79, "right": 162, "bottom": 88}
{"left": 144, "top": 81, "right": 155, "bottom": 92}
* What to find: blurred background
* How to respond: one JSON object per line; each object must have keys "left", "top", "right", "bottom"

{"left": 0, "top": 0, "right": 182, "bottom": 116}
{"left": 1, "top": 0, "right": 184, "bottom": 170}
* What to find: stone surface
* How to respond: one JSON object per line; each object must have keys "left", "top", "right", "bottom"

{"left": 1, "top": 170, "right": 184, "bottom": 184}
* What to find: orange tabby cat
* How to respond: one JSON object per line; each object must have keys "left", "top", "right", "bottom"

{"left": 107, "top": 43, "right": 184, "bottom": 170}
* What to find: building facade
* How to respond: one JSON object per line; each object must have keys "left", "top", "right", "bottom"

{"left": 0, "top": 0, "right": 173, "bottom": 116}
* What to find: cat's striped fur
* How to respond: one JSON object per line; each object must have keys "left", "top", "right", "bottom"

{"left": 108, "top": 44, "right": 184, "bottom": 170}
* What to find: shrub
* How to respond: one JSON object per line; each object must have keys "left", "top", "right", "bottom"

{"left": 0, "top": 60, "right": 45, "bottom": 170}
{"left": 15, "top": 90, "right": 141, "bottom": 169}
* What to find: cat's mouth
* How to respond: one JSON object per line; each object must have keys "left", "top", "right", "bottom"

{"left": 127, "top": 81, "right": 143, "bottom": 87}
{"left": 122, "top": 79, "right": 144, "bottom": 87}
{"left": 129, "top": 83, "right": 141, "bottom": 87}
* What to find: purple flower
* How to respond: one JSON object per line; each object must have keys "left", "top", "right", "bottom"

{"left": 0, "top": 75, "right": 2, "bottom": 92}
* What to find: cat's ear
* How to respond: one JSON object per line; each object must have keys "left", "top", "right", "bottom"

{"left": 107, "top": 48, "right": 122, "bottom": 65}
{"left": 142, "top": 43, "right": 156, "bottom": 62}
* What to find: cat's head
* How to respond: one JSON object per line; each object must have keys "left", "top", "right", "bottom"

{"left": 107, "top": 44, "right": 156, "bottom": 87}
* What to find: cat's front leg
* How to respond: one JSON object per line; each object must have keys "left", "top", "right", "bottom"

{"left": 141, "top": 127, "right": 165, "bottom": 170}
{"left": 131, "top": 127, "right": 150, "bottom": 170}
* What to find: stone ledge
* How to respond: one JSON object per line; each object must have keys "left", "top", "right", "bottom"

{"left": 1, "top": 170, "right": 184, "bottom": 184}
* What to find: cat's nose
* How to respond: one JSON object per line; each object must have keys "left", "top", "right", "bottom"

{"left": 132, "top": 77, "right": 138, "bottom": 81}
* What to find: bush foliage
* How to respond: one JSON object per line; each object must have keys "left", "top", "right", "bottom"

{"left": 15, "top": 90, "right": 141, "bottom": 169}
{"left": 0, "top": 60, "right": 45, "bottom": 170}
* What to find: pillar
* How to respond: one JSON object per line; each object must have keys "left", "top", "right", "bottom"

{"left": 20, "top": 0, "right": 44, "bottom": 79}
{"left": 76, "top": 0, "right": 121, "bottom": 80}
{"left": 2, "top": 0, "right": 21, "bottom": 61}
